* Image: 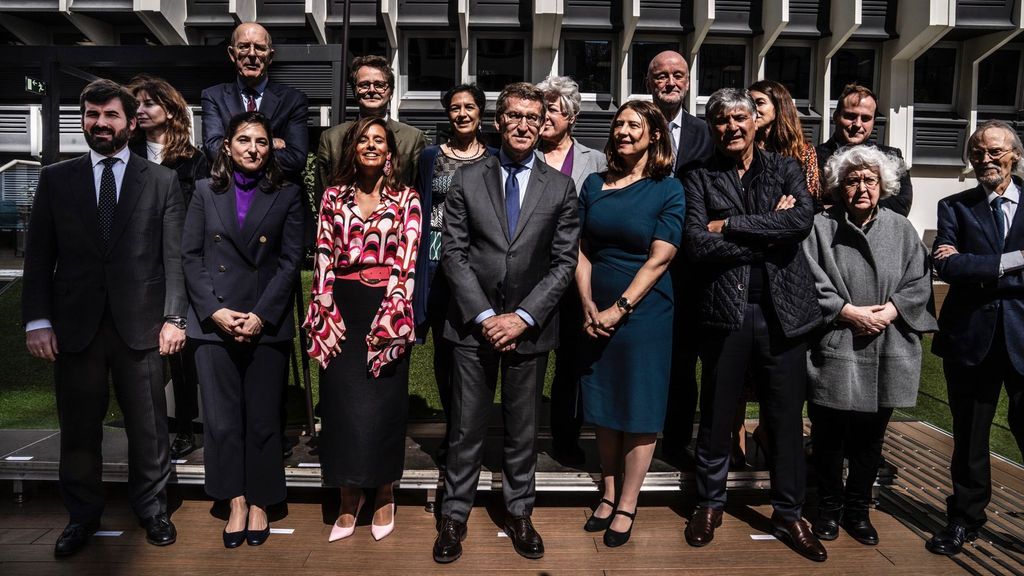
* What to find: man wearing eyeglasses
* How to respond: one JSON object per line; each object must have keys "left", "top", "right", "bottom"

{"left": 816, "top": 83, "right": 912, "bottom": 216}
{"left": 315, "top": 55, "right": 427, "bottom": 204}
{"left": 201, "top": 22, "right": 309, "bottom": 182}
{"left": 928, "top": 119, "right": 1024, "bottom": 556}
{"left": 432, "top": 82, "right": 579, "bottom": 564}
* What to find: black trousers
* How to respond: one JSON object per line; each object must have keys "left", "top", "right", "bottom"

{"left": 551, "top": 282, "right": 584, "bottom": 449}
{"left": 809, "top": 403, "right": 893, "bottom": 511}
{"left": 194, "top": 340, "right": 288, "bottom": 506}
{"left": 54, "top": 309, "right": 170, "bottom": 524}
{"left": 944, "top": 326, "right": 1024, "bottom": 529}
{"left": 695, "top": 302, "right": 807, "bottom": 522}
{"left": 663, "top": 300, "right": 700, "bottom": 455}
{"left": 168, "top": 342, "right": 198, "bottom": 433}
{"left": 442, "top": 344, "right": 547, "bottom": 523}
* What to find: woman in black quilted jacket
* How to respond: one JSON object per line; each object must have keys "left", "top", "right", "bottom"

{"left": 680, "top": 88, "right": 824, "bottom": 563}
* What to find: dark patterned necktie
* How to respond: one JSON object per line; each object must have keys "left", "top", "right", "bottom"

{"left": 98, "top": 157, "right": 118, "bottom": 249}
{"left": 243, "top": 88, "right": 258, "bottom": 112}
{"left": 503, "top": 162, "right": 524, "bottom": 234}
{"left": 992, "top": 196, "right": 1009, "bottom": 246}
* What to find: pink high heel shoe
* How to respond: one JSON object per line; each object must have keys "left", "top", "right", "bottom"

{"left": 371, "top": 501, "right": 395, "bottom": 541}
{"left": 328, "top": 493, "right": 365, "bottom": 542}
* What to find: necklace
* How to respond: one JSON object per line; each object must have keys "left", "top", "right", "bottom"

{"left": 445, "top": 140, "right": 484, "bottom": 160}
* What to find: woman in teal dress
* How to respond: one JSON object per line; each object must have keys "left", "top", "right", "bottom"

{"left": 576, "top": 100, "right": 685, "bottom": 547}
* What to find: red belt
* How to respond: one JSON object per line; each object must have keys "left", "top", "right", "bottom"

{"left": 336, "top": 265, "right": 390, "bottom": 286}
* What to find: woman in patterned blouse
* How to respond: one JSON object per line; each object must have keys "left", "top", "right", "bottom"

{"left": 304, "top": 116, "right": 421, "bottom": 542}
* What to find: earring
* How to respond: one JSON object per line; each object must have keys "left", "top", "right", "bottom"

{"left": 383, "top": 154, "right": 393, "bottom": 177}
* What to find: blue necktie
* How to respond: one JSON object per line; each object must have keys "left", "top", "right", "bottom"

{"left": 992, "top": 196, "right": 1009, "bottom": 246}
{"left": 97, "top": 157, "right": 118, "bottom": 249}
{"left": 504, "top": 162, "right": 524, "bottom": 234}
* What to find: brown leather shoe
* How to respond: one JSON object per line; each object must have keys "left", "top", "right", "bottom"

{"left": 684, "top": 507, "right": 723, "bottom": 547}
{"left": 771, "top": 514, "right": 828, "bottom": 562}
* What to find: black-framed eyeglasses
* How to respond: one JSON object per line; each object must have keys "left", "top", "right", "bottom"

{"left": 503, "top": 111, "right": 542, "bottom": 127}
{"left": 355, "top": 81, "right": 390, "bottom": 93}
{"left": 843, "top": 175, "right": 880, "bottom": 189}
{"left": 969, "top": 147, "right": 1013, "bottom": 162}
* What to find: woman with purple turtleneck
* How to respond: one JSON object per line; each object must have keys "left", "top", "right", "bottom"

{"left": 181, "top": 112, "right": 304, "bottom": 549}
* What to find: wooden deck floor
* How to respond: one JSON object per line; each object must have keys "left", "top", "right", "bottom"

{"left": 0, "top": 421, "right": 1020, "bottom": 575}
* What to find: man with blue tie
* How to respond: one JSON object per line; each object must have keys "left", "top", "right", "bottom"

{"left": 432, "top": 82, "right": 580, "bottom": 564}
{"left": 929, "top": 119, "right": 1024, "bottom": 555}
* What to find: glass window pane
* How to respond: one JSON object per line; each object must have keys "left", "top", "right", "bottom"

{"left": 914, "top": 48, "right": 957, "bottom": 105}
{"left": 476, "top": 38, "right": 525, "bottom": 92}
{"left": 978, "top": 49, "right": 1020, "bottom": 107}
{"left": 697, "top": 44, "right": 745, "bottom": 96}
{"left": 407, "top": 37, "right": 458, "bottom": 91}
{"left": 765, "top": 46, "right": 812, "bottom": 100}
{"left": 563, "top": 39, "right": 613, "bottom": 94}
{"left": 349, "top": 37, "right": 390, "bottom": 59}
{"left": 831, "top": 48, "right": 875, "bottom": 94}
{"left": 631, "top": 41, "right": 677, "bottom": 94}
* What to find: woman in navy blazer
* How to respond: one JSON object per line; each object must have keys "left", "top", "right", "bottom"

{"left": 182, "top": 111, "right": 304, "bottom": 548}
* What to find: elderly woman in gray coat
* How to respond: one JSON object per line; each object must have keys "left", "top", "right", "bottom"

{"left": 802, "top": 145, "right": 937, "bottom": 546}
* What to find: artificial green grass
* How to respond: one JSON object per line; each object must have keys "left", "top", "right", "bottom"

{"left": 1, "top": 277, "right": 1019, "bottom": 465}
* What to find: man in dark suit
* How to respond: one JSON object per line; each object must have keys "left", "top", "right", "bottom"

{"left": 928, "top": 119, "right": 1024, "bottom": 556}
{"left": 815, "top": 83, "right": 912, "bottom": 216}
{"left": 22, "top": 79, "right": 187, "bottom": 556}
{"left": 646, "top": 50, "right": 713, "bottom": 464}
{"left": 315, "top": 55, "right": 426, "bottom": 201}
{"left": 201, "top": 22, "right": 309, "bottom": 182}
{"left": 432, "top": 82, "right": 579, "bottom": 564}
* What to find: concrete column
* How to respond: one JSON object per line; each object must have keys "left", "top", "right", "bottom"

{"left": 532, "top": 0, "right": 563, "bottom": 81}
{"left": 685, "top": 0, "right": 714, "bottom": 114}
{"left": 617, "top": 0, "right": 640, "bottom": 104}
{"left": 229, "top": 0, "right": 257, "bottom": 24}
{"left": 752, "top": 0, "right": 788, "bottom": 81}
{"left": 814, "top": 0, "right": 861, "bottom": 143}
{"left": 305, "top": 0, "right": 327, "bottom": 44}
{"left": 956, "top": 2, "right": 1024, "bottom": 136}
{"left": 135, "top": 0, "right": 189, "bottom": 45}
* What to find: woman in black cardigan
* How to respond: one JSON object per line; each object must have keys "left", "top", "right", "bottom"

{"left": 182, "top": 111, "right": 304, "bottom": 548}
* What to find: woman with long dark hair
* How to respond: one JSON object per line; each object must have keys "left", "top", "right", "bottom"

{"left": 305, "top": 116, "right": 421, "bottom": 542}
{"left": 182, "top": 111, "right": 304, "bottom": 548}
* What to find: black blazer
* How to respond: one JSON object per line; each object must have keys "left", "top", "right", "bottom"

{"left": 816, "top": 138, "right": 912, "bottom": 216}
{"left": 22, "top": 152, "right": 187, "bottom": 352}
{"left": 129, "top": 140, "right": 209, "bottom": 206}
{"left": 932, "top": 178, "right": 1024, "bottom": 373}
{"left": 441, "top": 155, "right": 580, "bottom": 354}
{"left": 200, "top": 80, "right": 309, "bottom": 178}
{"left": 182, "top": 178, "right": 304, "bottom": 343}
{"left": 674, "top": 109, "right": 714, "bottom": 177}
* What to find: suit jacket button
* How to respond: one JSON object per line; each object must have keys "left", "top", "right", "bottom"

{"left": 214, "top": 234, "right": 222, "bottom": 242}
{"left": 218, "top": 265, "right": 226, "bottom": 272}
{"left": 259, "top": 235, "right": 267, "bottom": 244}
{"left": 217, "top": 296, "right": 224, "bottom": 302}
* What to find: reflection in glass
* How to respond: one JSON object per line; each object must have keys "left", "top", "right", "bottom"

{"left": 563, "top": 39, "right": 613, "bottom": 94}
{"left": 765, "top": 46, "right": 812, "bottom": 100}
{"left": 831, "top": 48, "right": 875, "bottom": 94}
{"left": 698, "top": 44, "right": 745, "bottom": 96}
{"left": 978, "top": 49, "right": 1020, "bottom": 107}
{"left": 914, "top": 48, "right": 956, "bottom": 105}
{"left": 477, "top": 38, "right": 526, "bottom": 92}
{"left": 407, "top": 37, "right": 458, "bottom": 91}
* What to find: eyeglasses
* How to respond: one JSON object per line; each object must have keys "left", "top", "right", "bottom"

{"left": 355, "top": 81, "right": 390, "bottom": 93}
{"left": 843, "top": 175, "right": 880, "bottom": 189}
{"left": 969, "top": 147, "right": 1013, "bottom": 162}
{"left": 503, "top": 111, "right": 543, "bottom": 128}
{"left": 232, "top": 43, "right": 270, "bottom": 56}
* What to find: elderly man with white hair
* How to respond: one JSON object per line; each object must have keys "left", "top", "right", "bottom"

{"left": 802, "top": 146, "right": 937, "bottom": 546}
{"left": 928, "top": 119, "right": 1024, "bottom": 556}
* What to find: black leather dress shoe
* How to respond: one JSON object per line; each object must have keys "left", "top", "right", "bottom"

{"left": 433, "top": 516, "right": 467, "bottom": 564}
{"left": 170, "top": 432, "right": 196, "bottom": 459}
{"left": 141, "top": 513, "right": 177, "bottom": 546}
{"left": 812, "top": 507, "right": 841, "bottom": 541}
{"left": 54, "top": 521, "right": 99, "bottom": 557}
{"left": 223, "top": 529, "right": 246, "bottom": 549}
{"left": 504, "top": 515, "right": 544, "bottom": 559}
{"left": 841, "top": 510, "right": 878, "bottom": 545}
{"left": 770, "top": 514, "right": 828, "bottom": 563}
{"left": 584, "top": 498, "right": 615, "bottom": 532}
{"left": 603, "top": 509, "right": 636, "bottom": 548}
{"left": 684, "top": 507, "right": 723, "bottom": 547}
{"left": 926, "top": 523, "right": 978, "bottom": 556}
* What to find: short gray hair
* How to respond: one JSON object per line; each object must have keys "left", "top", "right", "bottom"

{"left": 705, "top": 88, "right": 756, "bottom": 120}
{"left": 536, "top": 75, "right": 582, "bottom": 122}
{"left": 968, "top": 119, "right": 1024, "bottom": 172}
{"left": 824, "top": 145, "right": 905, "bottom": 202}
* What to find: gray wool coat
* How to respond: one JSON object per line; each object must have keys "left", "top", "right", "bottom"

{"left": 801, "top": 206, "right": 938, "bottom": 412}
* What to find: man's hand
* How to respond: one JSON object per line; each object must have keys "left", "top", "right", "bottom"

{"left": 212, "top": 308, "right": 248, "bottom": 336}
{"left": 774, "top": 194, "right": 796, "bottom": 211}
{"left": 707, "top": 220, "right": 726, "bottom": 233}
{"left": 273, "top": 138, "right": 286, "bottom": 150}
{"left": 159, "top": 323, "right": 186, "bottom": 356}
{"left": 482, "top": 313, "right": 528, "bottom": 350}
{"left": 26, "top": 327, "right": 58, "bottom": 362}
{"left": 934, "top": 244, "right": 959, "bottom": 260}
{"left": 838, "top": 303, "right": 889, "bottom": 336}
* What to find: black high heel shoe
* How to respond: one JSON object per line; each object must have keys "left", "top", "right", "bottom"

{"left": 603, "top": 509, "right": 636, "bottom": 547}
{"left": 584, "top": 498, "right": 615, "bottom": 532}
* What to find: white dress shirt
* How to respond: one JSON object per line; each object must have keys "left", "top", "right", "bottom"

{"left": 988, "top": 181, "right": 1024, "bottom": 276}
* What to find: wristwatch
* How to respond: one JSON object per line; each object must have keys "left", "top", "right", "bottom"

{"left": 615, "top": 296, "right": 634, "bottom": 315}
{"left": 165, "top": 316, "right": 187, "bottom": 330}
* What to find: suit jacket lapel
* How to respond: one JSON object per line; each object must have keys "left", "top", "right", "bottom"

{"left": 511, "top": 161, "right": 547, "bottom": 244}
{"left": 968, "top": 186, "right": 1002, "bottom": 252}
{"left": 75, "top": 154, "right": 102, "bottom": 253}
{"left": 240, "top": 187, "right": 279, "bottom": 251}
{"left": 259, "top": 82, "right": 280, "bottom": 123}
{"left": 484, "top": 157, "right": 511, "bottom": 243}
{"left": 224, "top": 82, "right": 244, "bottom": 118}
{"left": 107, "top": 154, "right": 146, "bottom": 252}
{"left": 211, "top": 184, "right": 252, "bottom": 263}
